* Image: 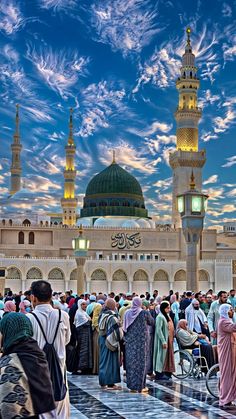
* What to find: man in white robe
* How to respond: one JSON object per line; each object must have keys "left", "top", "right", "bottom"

{"left": 27, "top": 280, "right": 71, "bottom": 419}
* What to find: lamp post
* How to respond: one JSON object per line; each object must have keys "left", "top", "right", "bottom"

{"left": 72, "top": 226, "right": 90, "bottom": 295}
{"left": 177, "top": 172, "right": 208, "bottom": 292}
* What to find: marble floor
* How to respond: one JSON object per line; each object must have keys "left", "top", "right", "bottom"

{"left": 68, "top": 373, "right": 236, "bottom": 419}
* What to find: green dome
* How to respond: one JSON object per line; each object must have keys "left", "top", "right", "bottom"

{"left": 86, "top": 163, "right": 143, "bottom": 197}
{"left": 81, "top": 162, "right": 148, "bottom": 219}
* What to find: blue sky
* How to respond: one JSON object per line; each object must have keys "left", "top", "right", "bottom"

{"left": 0, "top": 0, "right": 235, "bottom": 229}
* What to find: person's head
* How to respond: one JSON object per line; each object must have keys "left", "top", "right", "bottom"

{"left": 145, "top": 292, "right": 150, "bottom": 300}
{"left": 66, "top": 291, "right": 71, "bottom": 297}
{"left": 153, "top": 290, "right": 158, "bottom": 297}
{"left": 192, "top": 298, "right": 200, "bottom": 310}
{"left": 78, "top": 299, "right": 87, "bottom": 311}
{"left": 97, "top": 299, "right": 105, "bottom": 305}
{"left": 169, "top": 290, "right": 174, "bottom": 296}
{"left": 177, "top": 319, "right": 188, "bottom": 330}
{"left": 142, "top": 300, "right": 150, "bottom": 310}
{"left": 217, "top": 291, "right": 227, "bottom": 304}
{"left": 126, "top": 292, "right": 133, "bottom": 301}
{"left": 160, "top": 301, "right": 170, "bottom": 321}
{"left": 24, "top": 290, "right": 32, "bottom": 301}
{"left": 7, "top": 290, "right": 13, "bottom": 297}
{"left": 0, "top": 312, "right": 33, "bottom": 352}
{"left": 195, "top": 292, "right": 203, "bottom": 303}
{"left": 206, "top": 294, "right": 212, "bottom": 303}
{"left": 31, "top": 280, "right": 52, "bottom": 307}
{"left": 60, "top": 294, "right": 66, "bottom": 304}
{"left": 109, "top": 292, "right": 115, "bottom": 299}
{"left": 186, "top": 291, "right": 192, "bottom": 298}
{"left": 4, "top": 301, "right": 16, "bottom": 312}
{"left": 131, "top": 297, "right": 142, "bottom": 310}
{"left": 19, "top": 300, "right": 31, "bottom": 314}
{"left": 114, "top": 295, "right": 120, "bottom": 303}
{"left": 219, "top": 303, "right": 233, "bottom": 319}
{"left": 230, "top": 289, "right": 235, "bottom": 298}
{"left": 89, "top": 295, "right": 96, "bottom": 303}
{"left": 170, "top": 294, "right": 176, "bottom": 304}
{"left": 105, "top": 298, "right": 116, "bottom": 311}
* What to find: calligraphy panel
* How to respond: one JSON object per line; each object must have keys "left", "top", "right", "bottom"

{"left": 111, "top": 232, "right": 141, "bottom": 249}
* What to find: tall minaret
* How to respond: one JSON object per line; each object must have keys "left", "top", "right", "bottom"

{"left": 10, "top": 104, "right": 22, "bottom": 195}
{"left": 169, "top": 28, "right": 206, "bottom": 228}
{"left": 61, "top": 108, "right": 78, "bottom": 225}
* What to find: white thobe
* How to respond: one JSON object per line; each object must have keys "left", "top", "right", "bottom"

{"left": 27, "top": 304, "right": 71, "bottom": 419}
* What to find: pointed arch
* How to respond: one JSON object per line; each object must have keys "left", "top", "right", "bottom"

{"left": 133, "top": 269, "right": 148, "bottom": 281}
{"left": 26, "top": 267, "right": 43, "bottom": 280}
{"left": 91, "top": 269, "right": 107, "bottom": 281}
{"left": 7, "top": 266, "right": 22, "bottom": 280}
{"left": 18, "top": 231, "right": 24, "bottom": 244}
{"left": 154, "top": 269, "right": 168, "bottom": 281}
{"left": 112, "top": 269, "right": 128, "bottom": 281}
{"left": 48, "top": 268, "right": 65, "bottom": 280}
{"left": 174, "top": 269, "right": 186, "bottom": 281}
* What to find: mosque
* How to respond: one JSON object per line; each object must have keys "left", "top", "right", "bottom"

{"left": 0, "top": 29, "right": 236, "bottom": 295}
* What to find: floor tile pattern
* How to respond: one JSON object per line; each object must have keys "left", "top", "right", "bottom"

{"left": 68, "top": 374, "right": 236, "bottom": 419}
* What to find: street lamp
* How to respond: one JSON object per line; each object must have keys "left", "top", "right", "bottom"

{"left": 72, "top": 225, "right": 90, "bottom": 295}
{"left": 177, "top": 172, "right": 208, "bottom": 292}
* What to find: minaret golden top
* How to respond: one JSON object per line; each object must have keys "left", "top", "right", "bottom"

{"left": 186, "top": 27, "right": 191, "bottom": 45}
{"left": 190, "top": 170, "right": 195, "bottom": 190}
{"left": 68, "top": 107, "right": 74, "bottom": 145}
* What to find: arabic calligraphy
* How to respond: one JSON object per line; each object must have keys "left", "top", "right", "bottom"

{"left": 111, "top": 232, "right": 141, "bottom": 249}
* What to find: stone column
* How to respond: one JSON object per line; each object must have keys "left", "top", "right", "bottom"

{"left": 107, "top": 281, "right": 112, "bottom": 294}
{"left": 148, "top": 281, "right": 153, "bottom": 295}
{"left": 128, "top": 281, "right": 132, "bottom": 294}
{"left": 75, "top": 257, "right": 86, "bottom": 295}
{"left": 169, "top": 281, "right": 174, "bottom": 292}
{"left": 186, "top": 242, "right": 199, "bottom": 292}
{"left": 86, "top": 280, "right": 91, "bottom": 294}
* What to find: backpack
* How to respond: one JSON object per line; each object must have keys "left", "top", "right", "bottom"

{"left": 31, "top": 310, "right": 67, "bottom": 402}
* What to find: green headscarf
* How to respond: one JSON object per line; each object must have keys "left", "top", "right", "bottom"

{"left": 0, "top": 312, "right": 33, "bottom": 351}
{"left": 142, "top": 299, "right": 150, "bottom": 308}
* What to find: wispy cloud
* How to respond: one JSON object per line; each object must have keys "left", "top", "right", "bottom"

{"left": 222, "top": 155, "right": 236, "bottom": 168}
{"left": 77, "top": 81, "right": 126, "bottom": 137}
{"left": 98, "top": 140, "right": 159, "bottom": 174}
{"left": 0, "top": 1, "right": 24, "bottom": 35}
{"left": 203, "top": 175, "right": 218, "bottom": 185}
{"left": 26, "top": 45, "right": 90, "bottom": 99}
{"left": 222, "top": 2, "right": 232, "bottom": 17}
{"left": 134, "top": 24, "right": 221, "bottom": 93}
{"left": 40, "top": 0, "right": 77, "bottom": 12}
{"left": 91, "top": 0, "right": 161, "bottom": 57}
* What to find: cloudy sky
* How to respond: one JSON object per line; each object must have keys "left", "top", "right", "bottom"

{"left": 0, "top": 0, "right": 235, "bottom": 229}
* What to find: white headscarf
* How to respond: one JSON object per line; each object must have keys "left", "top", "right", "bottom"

{"left": 219, "top": 303, "right": 231, "bottom": 319}
{"left": 185, "top": 298, "right": 207, "bottom": 332}
{"left": 74, "top": 299, "right": 91, "bottom": 327}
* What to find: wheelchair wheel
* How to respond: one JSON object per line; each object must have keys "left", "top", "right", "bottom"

{"left": 206, "top": 363, "right": 219, "bottom": 399}
{"left": 172, "top": 349, "right": 194, "bottom": 379}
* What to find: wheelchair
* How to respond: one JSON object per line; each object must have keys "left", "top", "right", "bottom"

{"left": 173, "top": 338, "right": 210, "bottom": 380}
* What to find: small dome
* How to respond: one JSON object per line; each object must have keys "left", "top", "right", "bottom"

{"left": 136, "top": 218, "right": 151, "bottom": 228}
{"left": 122, "top": 220, "right": 140, "bottom": 228}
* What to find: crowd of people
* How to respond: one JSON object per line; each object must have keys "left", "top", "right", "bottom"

{"left": 1, "top": 284, "right": 236, "bottom": 417}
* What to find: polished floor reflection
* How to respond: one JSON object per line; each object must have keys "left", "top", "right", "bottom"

{"left": 68, "top": 374, "right": 236, "bottom": 418}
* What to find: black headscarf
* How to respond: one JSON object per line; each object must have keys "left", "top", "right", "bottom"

{"left": 160, "top": 301, "right": 170, "bottom": 322}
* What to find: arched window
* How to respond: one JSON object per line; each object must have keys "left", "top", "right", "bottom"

{"left": 112, "top": 270, "right": 128, "bottom": 281}
{"left": 26, "top": 267, "right": 43, "bottom": 280}
{"left": 174, "top": 270, "right": 186, "bottom": 281}
{"left": 29, "top": 232, "right": 35, "bottom": 244}
{"left": 70, "top": 269, "right": 77, "bottom": 281}
{"left": 199, "top": 270, "right": 209, "bottom": 282}
{"left": 123, "top": 201, "right": 130, "bottom": 207}
{"left": 190, "top": 71, "right": 192, "bottom": 78}
{"left": 9, "top": 219, "right": 12, "bottom": 226}
{"left": 40, "top": 221, "right": 43, "bottom": 226}
{"left": 23, "top": 219, "right": 31, "bottom": 226}
{"left": 7, "top": 267, "right": 21, "bottom": 279}
{"left": 154, "top": 270, "right": 168, "bottom": 281}
{"left": 18, "top": 231, "right": 24, "bottom": 244}
{"left": 110, "top": 201, "right": 120, "bottom": 207}
{"left": 91, "top": 269, "right": 107, "bottom": 281}
{"left": 2, "top": 219, "right": 5, "bottom": 225}
{"left": 133, "top": 270, "right": 148, "bottom": 281}
{"left": 48, "top": 268, "right": 65, "bottom": 280}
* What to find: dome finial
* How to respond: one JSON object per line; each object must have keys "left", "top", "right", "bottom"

{"left": 112, "top": 149, "right": 116, "bottom": 164}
